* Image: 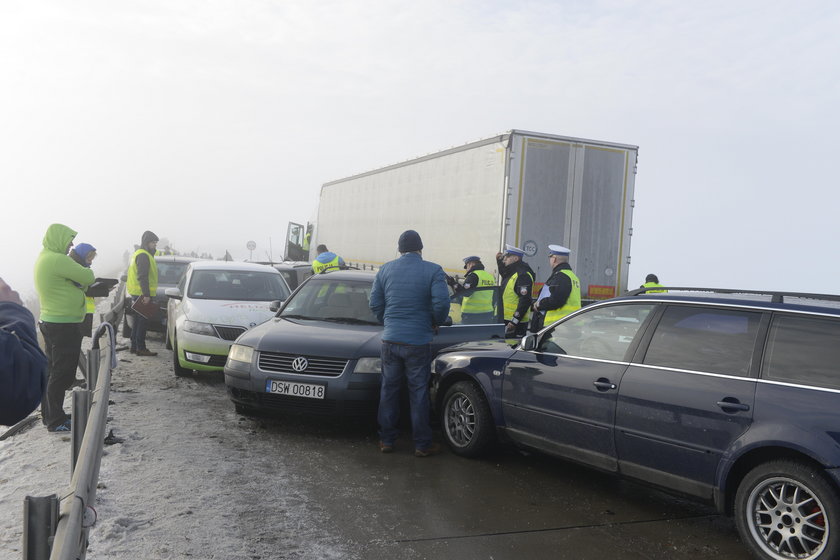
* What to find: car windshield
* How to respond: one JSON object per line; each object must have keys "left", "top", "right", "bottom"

{"left": 157, "top": 261, "right": 191, "bottom": 285}
{"left": 187, "top": 270, "right": 291, "bottom": 302}
{"left": 279, "top": 278, "right": 379, "bottom": 323}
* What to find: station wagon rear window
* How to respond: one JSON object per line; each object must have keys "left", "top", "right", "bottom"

{"left": 762, "top": 315, "right": 840, "bottom": 390}
{"left": 643, "top": 306, "right": 761, "bottom": 376}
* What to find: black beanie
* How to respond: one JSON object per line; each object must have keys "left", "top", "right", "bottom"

{"left": 398, "top": 230, "right": 423, "bottom": 253}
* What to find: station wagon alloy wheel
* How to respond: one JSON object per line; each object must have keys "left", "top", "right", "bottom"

{"left": 445, "top": 393, "right": 476, "bottom": 447}
{"left": 441, "top": 381, "right": 494, "bottom": 457}
{"left": 736, "top": 461, "right": 840, "bottom": 560}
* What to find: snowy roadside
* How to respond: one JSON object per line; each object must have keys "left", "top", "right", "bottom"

{"left": 0, "top": 324, "right": 357, "bottom": 560}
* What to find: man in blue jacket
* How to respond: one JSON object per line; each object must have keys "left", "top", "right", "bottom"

{"left": 369, "top": 230, "right": 450, "bottom": 457}
{"left": 0, "top": 278, "right": 47, "bottom": 426}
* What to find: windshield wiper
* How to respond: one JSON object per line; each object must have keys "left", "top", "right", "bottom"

{"left": 280, "top": 314, "right": 315, "bottom": 320}
{"left": 321, "top": 317, "right": 380, "bottom": 325}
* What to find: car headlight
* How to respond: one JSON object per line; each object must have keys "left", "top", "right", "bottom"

{"left": 228, "top": 344, "right": 254, "bottom": 364}
{"left": 353, "top": 357, "right": 382, "bottom": 374}
{"left": 183, "top": 320, "right": 217, "bottom": 336}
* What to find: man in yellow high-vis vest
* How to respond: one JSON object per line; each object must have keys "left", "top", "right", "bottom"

{"left": 495, "top": 244, "right": 535, "bottom": 337}
{"left": 641, "top": 273, "right": 667, "bottom": 293}
{"left": 127, "top": 230, "right": 159, "bottom": 356}
{"left": 447, "top": 256, "right": 496, "bottom": 324}
{"left": 532, "top": 244, "right": 581, "bottom": 331}
{"left": 311, "top": 244, "right": 346, "bottom": 274}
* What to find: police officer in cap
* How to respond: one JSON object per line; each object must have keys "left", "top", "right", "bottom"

{"left": 495, "top": 244, "right": 535, "bottom": 336}
{"left": 531, "top": 245, "right": 581, "bottom": 332}
{"left": 447, "top": 256, "right": 496, "bottom": 324}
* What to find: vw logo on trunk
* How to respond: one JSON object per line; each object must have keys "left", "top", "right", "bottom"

{"left": 291, "top": 357, "right": 308, "bottom": 372}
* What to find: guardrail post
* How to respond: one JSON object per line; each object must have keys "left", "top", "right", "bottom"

{"left": 71, "top": 390, "right": 91, "bottom": 476}
{"left": 86, "top": 348, "right": 100, "bottom": 393}
{"left": 23, "top": 494, "right": 58, "bottom": 560}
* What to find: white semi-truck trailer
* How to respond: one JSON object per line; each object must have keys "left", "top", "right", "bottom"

{"left": 311, "top": 129, "right": 638, "bottom": 301}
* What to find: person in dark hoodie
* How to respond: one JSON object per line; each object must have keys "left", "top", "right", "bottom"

{"left": 34, "top": 223, "right": 95, "bottom": 431}
{"left": 311, "top": 244, "right": 346, "bottom": 274}
{"left": 0, "top": 278, "right": 47, "bottom": 426}
{"left": 495, "top": 244, "right": 535, "bottom": 337}
{"left": 126, "top": 231, "right": 159, "bottom": 356}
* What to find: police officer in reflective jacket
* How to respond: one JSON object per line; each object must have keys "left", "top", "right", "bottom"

{"left": 447, "top": 256, "right": 496, "bottom": 324}
{"left": 495, "top": 245, "right": 535, "bottom": 336}
{"left": 530, "top": 244, "right": 581, "bottom": 332}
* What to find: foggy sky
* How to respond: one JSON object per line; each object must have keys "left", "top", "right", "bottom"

{"left": 2, "top": 0, "right": 839, "bottom": 300}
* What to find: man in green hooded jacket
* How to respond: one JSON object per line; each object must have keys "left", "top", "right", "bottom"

{"left": 34, "top": 223, "right": 95, "bottom": 432}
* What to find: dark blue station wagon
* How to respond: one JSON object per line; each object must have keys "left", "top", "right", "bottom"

{"left": 432, "top": 288, "right": 840, "bottom": 560}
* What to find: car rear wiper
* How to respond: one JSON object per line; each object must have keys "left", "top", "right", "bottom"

{"left": 321, "top": 317, "right": 380, "bottom": 325}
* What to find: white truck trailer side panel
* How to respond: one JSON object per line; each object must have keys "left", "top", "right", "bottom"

{"left": 317, "top": 138, "right": 508, "bottom": 273}
{"left": 317, "top": 130, "right": 637, "bottom": 298}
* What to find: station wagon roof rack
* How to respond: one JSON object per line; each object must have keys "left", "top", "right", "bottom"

{"left": 626, "top": 286, "right": 840, "bottom": 305}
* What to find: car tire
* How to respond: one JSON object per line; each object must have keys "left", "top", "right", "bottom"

{"left": 735, "top": 459, "right": 840, "bottom": 560}
{"left": 171, "top": 335, "right": 192, "bottom": 377}
{"left": 441, "top": 380, "right": 495, "bottom": 457}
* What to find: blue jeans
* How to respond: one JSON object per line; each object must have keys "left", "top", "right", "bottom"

{"left": 130, "top": 296, "right": 149, "bottom": 351}
{"left": 378, "top": 341, "right": 433, "bottom": 450}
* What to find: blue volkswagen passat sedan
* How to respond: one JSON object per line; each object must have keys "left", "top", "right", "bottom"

{"left": 224, "top": 269, "right": 505, "bottom": 416}
{"left": 431, "top": 287, "right": 840, "bottom": 560}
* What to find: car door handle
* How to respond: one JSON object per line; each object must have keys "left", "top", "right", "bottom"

{"left": 716, "top": 399, "right": 750, "bottom": 412}
{"left": 593, "top": 378, "right": 617, "bottom": 391}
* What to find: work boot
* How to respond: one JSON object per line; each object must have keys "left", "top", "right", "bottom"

{"left": 414, "top": 443, "right": 441, "bottom": 457}
{"left": 379, "top": 441, "right": 394, "bottom": 453}
{"left": 135, "top": 349, "right": 158, "bottom": 357}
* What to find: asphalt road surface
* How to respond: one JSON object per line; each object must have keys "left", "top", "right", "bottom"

{"left": 87, "top": 334, "right": 753, "bottom": 560}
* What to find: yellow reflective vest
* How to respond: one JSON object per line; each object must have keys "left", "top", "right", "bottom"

{"left": 312, "top": 255, "right": 340, "bottom": 274}
{"left": 502, "top": 271, "right": 534, "bottom": 322}
{"left": 642, "top": 282, "right": 667, "bottom": 293}
{"left": 127, "top": 249, "right": 158, "bottom": 296}
{"left": 461, "top": 269, "right": 496, "bottom": 314}
{"left": 544, "top": 270, "right": 582, "bottom": 324}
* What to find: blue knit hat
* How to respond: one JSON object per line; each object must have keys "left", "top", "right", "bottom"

{"left": 74, "top": 243, "right": 96, "bottom": 261}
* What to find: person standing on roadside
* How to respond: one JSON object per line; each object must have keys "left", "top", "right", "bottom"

{"left": 127, "top": 230, "right": 159, "bottom": 356}
{"left": 34, "top": 223, "right": 95, "bottom": 432}
{"left": 530, "top": 245, "right": 581, "bottom": 332}
{"left": 369, "top": 230, "right": 450, "bottom": 457}
{"left": 0, "top": 278, "right": 48, "bottom": 426}
{"left": 641, "top": 273, "right": 667, "bottom": 293}
{"left": 495, "top": 245, "right": 535, "bottom": 337}
{"left": 446, "top": 255, "right": 496, "bottom": 324}
{"left": 69, "top": 242, "right": 97, "bottom": 337}
{"left": 311, "top": 244, "right": 346, "bottom": 274}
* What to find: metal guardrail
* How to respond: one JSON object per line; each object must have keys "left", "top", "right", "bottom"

{"left": 23, "top": 321, "right": 118, "bottom": 560}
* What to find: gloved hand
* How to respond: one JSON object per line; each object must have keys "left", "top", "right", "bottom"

{"left": 445, "top": 275, "right": 457, "bottom": 287}
{"left": 505, "top": 322, "right": 516, "bottom": 336}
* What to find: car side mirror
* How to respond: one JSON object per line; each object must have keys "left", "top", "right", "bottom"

{"left": 521, "top": 333, "right": 537, "bottom": 351}
{"left": 164, "top": 287, "right": 182, "bottom": 300}
{"left": 269, "top": 299, "right": 285, "bottom": 312}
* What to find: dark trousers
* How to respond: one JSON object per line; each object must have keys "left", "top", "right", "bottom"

{"left": 378, "top": 341, "right": 433, "bottom": 449}
{"left": 130, "top": 296, "right": 149, "bottom": 351}
{"left": 39, "top": 321, "right": 84, "bottom": 429}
